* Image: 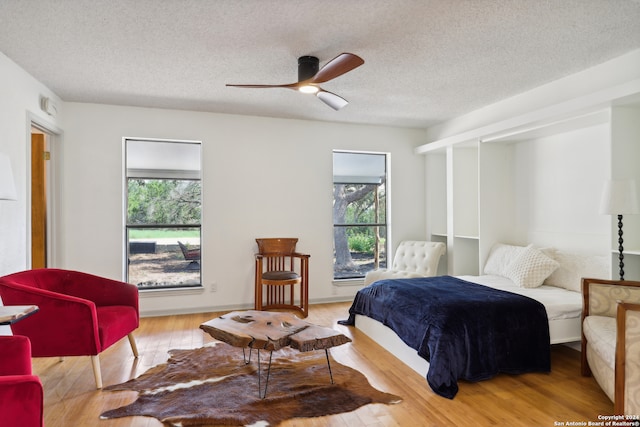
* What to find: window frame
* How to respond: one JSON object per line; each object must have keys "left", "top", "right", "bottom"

{"left": 123, "top": 138, "right": 203, "bottom": 290}
{"left": 332, "top": 150, "right": 390, "bottom": 281}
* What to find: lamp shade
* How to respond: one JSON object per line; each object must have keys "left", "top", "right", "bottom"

{"left": 0, "top": 153, "right": 17, "bottom": 201}
{"left": 599, "top": 179, "right": 640, "bottom": 215}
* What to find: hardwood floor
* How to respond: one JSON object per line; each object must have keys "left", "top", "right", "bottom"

{"left": 33, "top": 302, "right": 613, "bottom": 426}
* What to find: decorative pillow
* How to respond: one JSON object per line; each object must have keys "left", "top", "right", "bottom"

{"left": 543, "top": 251, "right": 610, "bottom": 293}
{"left": 483, "top": 243, "right": 526, "bottom": 276}
{"left": 504, "top": 245, "right": 559, "bottom": 288}
{"left": 539, "top": 247, "right": 557, "bottom": 261}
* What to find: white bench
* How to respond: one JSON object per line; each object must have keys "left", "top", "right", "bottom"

{"left": 363, "top": 241, "right": 445, "bottom": 286}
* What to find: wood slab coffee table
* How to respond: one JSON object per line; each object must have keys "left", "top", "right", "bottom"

{"left": 200, "top": 310, "right": 351, "bottom": 398}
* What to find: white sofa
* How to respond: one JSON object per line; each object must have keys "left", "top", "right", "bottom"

{"left": 363, "top": 241, "right": 446, "bottom": 286}
{"left": 581, "top": 277, "right": 640, "bottom": 415}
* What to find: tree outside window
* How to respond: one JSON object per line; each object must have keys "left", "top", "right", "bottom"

{"left": 333, "top": 151, "right": 388, "bottom": 279}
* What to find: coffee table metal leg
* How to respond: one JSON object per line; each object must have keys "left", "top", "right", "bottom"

{"left": 325, "top": 349, "right": 335, "bottom": 384}
{"left": 250, "top": 348, "right": 334, "bottom": 399}
{"left": 242, "top": 347, "right": 253, "bottom": 365}
{"left": 257, "top": 349, "right": 274, "bottom": 399}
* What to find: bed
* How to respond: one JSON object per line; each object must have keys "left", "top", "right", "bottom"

{"left": 340, "top": 243, "right": 610, "bottom": 399}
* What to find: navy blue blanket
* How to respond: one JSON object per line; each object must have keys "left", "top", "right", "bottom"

{"left": 340, "top": 276, "right": 550, "bottom": 398}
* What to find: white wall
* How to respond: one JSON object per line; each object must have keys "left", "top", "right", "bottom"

{"left": 0, "top": 50, "right": 426, "bottom": 317}
{"left": 59, "top": 103, "right": 426, "bottom": 315}
{"left": 0, "top": 53, "right": 63, "bottom": 334}
{"left": 512, "top": 123, "right": 611, "bottom": 253}
{"left": 0, "top": 52, "right": 63, "bottom": 276}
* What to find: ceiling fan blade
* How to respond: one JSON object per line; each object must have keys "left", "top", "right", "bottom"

{"left": 226, "top": 83, "right": 298, "bottom": 89}
{"left": 309, "top": 53, "right": 364, "bottom": 84}
{"left": 317, "top": 90, "right": 348, "bottom": 110}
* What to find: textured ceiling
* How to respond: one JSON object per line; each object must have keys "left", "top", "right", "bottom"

{"left": 1, "top": 0, "right": 639, "bottom": 129}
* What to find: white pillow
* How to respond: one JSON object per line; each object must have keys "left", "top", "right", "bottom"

{"left": 483, "top": 243, "right": 526, "bottom": 276}
{"left": 504, "top": 245, "right": 559, "bottom": 288}
{"left": 543, "top": 251, "right": 610, "bottom": 292}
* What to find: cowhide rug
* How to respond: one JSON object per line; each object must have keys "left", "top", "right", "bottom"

{"left": 100, "top": 342, "right": 401, "bottom": 426}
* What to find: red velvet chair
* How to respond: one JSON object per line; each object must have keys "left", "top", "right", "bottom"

{"left": 0, "top": 268, "right": 139, "bottom": 389}
{"left": 0, "top": 335, "right": 44, "bottom": 427}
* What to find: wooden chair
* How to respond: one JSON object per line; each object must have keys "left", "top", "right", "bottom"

{"left": 255, "top": 238, "right": 310, "bottom": 318}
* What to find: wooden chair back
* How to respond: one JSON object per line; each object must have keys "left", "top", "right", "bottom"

{"left": 255, "top": 238, "right": 298, "bottom": 255}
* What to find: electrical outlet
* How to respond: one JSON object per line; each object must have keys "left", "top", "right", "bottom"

{"left": 210, "top": 282, "right": 217, "bottom": 292}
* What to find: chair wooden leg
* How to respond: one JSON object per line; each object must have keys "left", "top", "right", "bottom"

{"left": 128, "top": 333, "right": 139, "bottom": 358}
{"left": 255, "top": 258, "right": 262, "bottom": 311}
{"left": 91, "top": 355, "right": 103, "bottom": 389}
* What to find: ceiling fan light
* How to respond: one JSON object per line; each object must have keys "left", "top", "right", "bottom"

{"left": 298, "top": 85, "right": 319, "bottom": 94}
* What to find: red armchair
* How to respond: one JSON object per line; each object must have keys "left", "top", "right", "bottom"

{"left": 0, "top": 335, "right": 44, "bottom": 427}
{"left": 0, "top": 268, "right": 139, "bottom": 389}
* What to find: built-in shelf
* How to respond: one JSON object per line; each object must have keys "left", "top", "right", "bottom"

{"left": 612, "top": 250, "right": 640, "bottom": 256}
{"left": 423, "top": 105, "right": 640, "bottom": 279}
{"left": 420, "top": 65, "right": 640, "bottom": 280}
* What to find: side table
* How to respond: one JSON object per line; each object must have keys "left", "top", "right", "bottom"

{"left": 0, "top": 305, "right": 39, "bottom": 326}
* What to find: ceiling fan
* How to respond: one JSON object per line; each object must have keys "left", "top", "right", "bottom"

{"left": 226, "top": 53, "right": 364, "bottom": 111}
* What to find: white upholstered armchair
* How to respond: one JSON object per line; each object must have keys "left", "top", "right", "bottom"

{"left": 363, "top": 241, "right": 446, "bottom": 286}
{"left": 581, "top": 277, "right": 640, "bottom": 415}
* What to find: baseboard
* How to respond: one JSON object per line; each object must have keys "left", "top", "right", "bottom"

{"left": 139, "top": 296, "right": 354, "bottom": 318}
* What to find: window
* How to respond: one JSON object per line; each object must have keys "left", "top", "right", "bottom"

{"left": 124, "top": 139, "right": 202, "bottom": 289}
{"left": 333, "top": 151, "right": 388, "bottom": 279}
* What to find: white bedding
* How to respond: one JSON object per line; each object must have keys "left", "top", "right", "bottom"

{"left": 351, "top": 245, "right": 597, "bottom": 379}
{"left": 353, "top": 273, "right": 585, "bottom": 380}
{"left": 457, "top": 274, "right": 583, "bottom": 321}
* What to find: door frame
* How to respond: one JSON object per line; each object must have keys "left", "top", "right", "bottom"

{"left": 27, "top": 112, "right": 63, "bottom": 268}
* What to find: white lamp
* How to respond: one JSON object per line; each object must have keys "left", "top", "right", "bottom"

{"left": 600, "top": 179, "right": 640, "bottom": 280}
{"left": 0, "top": 153, "right": 17, "bottom": 201}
